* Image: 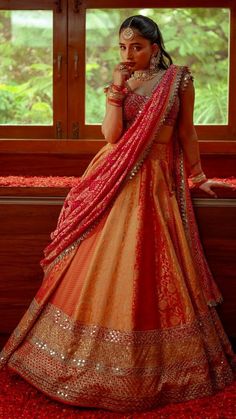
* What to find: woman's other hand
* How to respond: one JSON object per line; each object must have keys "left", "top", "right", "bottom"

{"left": 199, "top": 179, "right": 235, "bottom": 198}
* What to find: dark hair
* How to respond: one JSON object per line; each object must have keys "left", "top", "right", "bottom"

{"left": 119, "top": 15, "right": 173, "bottom": 70}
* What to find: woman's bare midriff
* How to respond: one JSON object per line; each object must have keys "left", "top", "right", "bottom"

{"left": 153, "top": 124, "right": 174, "bottom": 144}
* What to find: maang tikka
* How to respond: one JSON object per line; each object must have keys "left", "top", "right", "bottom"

{"left": 122, "top": 17, "right": 135, "bottom": 40}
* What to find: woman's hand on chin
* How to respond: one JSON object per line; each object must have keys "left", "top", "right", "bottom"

{"left": 199, "top": 179, "right": 235, "bottom": 198}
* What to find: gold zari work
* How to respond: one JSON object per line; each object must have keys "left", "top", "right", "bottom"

{"left": 7, "top": 303, "right": 235, "bottom": 412}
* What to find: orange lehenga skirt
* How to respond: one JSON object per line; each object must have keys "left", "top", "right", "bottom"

{"left": 1, "top": 140, "right": 235, "bottom": 413}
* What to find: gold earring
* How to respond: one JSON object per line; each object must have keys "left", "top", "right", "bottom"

{"left": 149, "top": 50, "right": 161, "bottom": 70}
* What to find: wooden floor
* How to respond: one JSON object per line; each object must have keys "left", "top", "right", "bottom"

{"left": 0, "top": 184, "right": 235, "bottom": 350}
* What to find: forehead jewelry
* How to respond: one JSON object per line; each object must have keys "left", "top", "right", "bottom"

{"left": 122, "top": 18, "right": 135, "bottom": 40}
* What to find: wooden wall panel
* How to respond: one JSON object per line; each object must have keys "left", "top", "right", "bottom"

{"left": 0, "top": 140, "right": 235, "bottom": 177}
{"left": 0, "top": 196, "right": 61, "bottom": 348}
{"left": 193, "top": 204, "right": 236, "bottom": 339}
{"left": 0, "top": 152, "right": 235, "bottom": 178}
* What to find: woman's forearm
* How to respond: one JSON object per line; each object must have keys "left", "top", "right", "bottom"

{"left": 102, "top": 61, "right": 133, "bottom": 144}
{"left": 101, "top": 103, "right": 124, "bottom": 144}
{"left": 179, "top": 129, "right": 203, "bottom": 176}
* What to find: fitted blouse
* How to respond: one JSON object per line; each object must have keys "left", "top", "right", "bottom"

{"left": 123, "top": 66, "right": 193, "bottom": 130}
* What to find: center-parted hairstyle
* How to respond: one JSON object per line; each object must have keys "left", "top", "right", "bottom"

{"left": 119, "top": 15, "right": 173, "bottom": 70}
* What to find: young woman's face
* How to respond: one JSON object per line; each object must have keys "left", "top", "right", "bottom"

{"left": 119, "top": 30, "right": 158, "bottom": 71}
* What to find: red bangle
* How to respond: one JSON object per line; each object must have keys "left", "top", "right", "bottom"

{"left": 107, "top": 97, "right": 123, "bottom": 107}
{"left": 111, "top": 83, "right": 128, "bottom": 95}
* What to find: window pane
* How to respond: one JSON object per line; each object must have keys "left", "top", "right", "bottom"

{"left": 0, "top": 10, "right": 53, "bottom": 125}
{"left": 86, "top": 8, "right": 229, "bottom": 125}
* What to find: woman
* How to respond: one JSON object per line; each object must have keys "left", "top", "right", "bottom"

{"left": 0, "top": 15, "right": 235, "bottom": 413}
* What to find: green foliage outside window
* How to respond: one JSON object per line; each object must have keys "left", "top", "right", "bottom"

{"left": 0, "top": 10, "right": 53, "bottom": 125}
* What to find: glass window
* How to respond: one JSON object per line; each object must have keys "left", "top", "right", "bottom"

{"left": 86, "top": 8, "right": 229, "bottom": 126}
{"left": 0, "top": 10, "right": 53, "bottom": 126}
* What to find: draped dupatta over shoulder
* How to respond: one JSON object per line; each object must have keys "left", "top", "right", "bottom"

{"left": 41, "top": 65, "right": 182, "bottom": 271}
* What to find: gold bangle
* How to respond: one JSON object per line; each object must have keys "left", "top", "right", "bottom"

{"left": 107, "top": 91, "right": 125, "bottom": 100}
{"left": 104, "top": 84, "right": 128, "bottom": 98}
{"left": 190, "top": 173, "right": 207, "bottom": 184}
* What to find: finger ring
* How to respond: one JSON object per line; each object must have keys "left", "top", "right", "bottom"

{"left": 119, "top": 64, "right": 126, "bottom": 70}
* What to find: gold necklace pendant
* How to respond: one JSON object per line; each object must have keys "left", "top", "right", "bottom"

{"left": 131, "top": 69, "right": 160, "bottom": 81}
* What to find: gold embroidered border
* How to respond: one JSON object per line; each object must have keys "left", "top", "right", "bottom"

{"left": 6, "top": 303, "right": 236, "bottom": 412}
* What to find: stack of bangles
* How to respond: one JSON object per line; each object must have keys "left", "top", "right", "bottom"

{"left": 189, "top": 171, "right": 208, "bottom": 187}
{"left": 104, "top": 83, "right": 128, "bottom": 107}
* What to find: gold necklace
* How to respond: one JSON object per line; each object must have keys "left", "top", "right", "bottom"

{"left": 131, "top": 68, "right": 161, "bottom": 81}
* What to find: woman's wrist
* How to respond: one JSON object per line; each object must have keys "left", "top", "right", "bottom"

{"left": 111, "top": 82, "right": 127, "bottom": 91}
{"left": 189, "top": 171, "right": 207, "bottom": 187}
{"left": 104, "top": 83, "right": 128, "bottom": 107}
{"left": 107, "top": 98, "right": 123, "bottom": 107}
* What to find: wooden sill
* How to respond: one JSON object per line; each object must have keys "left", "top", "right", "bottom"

{"left": 0, "top": 139, "right": 236, "bottom": 155}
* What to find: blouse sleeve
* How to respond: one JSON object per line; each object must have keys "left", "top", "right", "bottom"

{"left": 179, "top": 66, "right": 194, "bottom": 91}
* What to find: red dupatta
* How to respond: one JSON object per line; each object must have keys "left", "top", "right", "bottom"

{"left": 41, "top": 64, "right": 182, "bottom": 271}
